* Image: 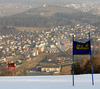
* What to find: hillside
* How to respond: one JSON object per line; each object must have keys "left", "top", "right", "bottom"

{"left": 0, "top": 6, "right": 100, "bottom": 28}
{"left": 0, "top": 26, "right": 19, "bottom": 35}
{"left": 24, "top": 6, "right": 80, "bottom": 17}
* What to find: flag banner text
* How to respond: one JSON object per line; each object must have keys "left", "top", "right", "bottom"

{"left": 73, "top": 41, "right": 91, "bottom": 55}
{"left": 8, "top": 63, "right": 15, "bottom": 67}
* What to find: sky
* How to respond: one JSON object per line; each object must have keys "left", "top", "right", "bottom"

{"left": 0, "top": 0, "right": 99, "bottom": 4}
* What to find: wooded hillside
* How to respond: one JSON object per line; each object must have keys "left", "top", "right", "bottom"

{"left": 0, "top": 6, "right": 100, "bottom": 28}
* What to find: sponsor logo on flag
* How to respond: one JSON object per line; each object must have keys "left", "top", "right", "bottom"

{"left": 8, "top": 63, "right": 15, "bottom": 67}
{"left": 73, "top": 41, "right": 91, "bottom": 55}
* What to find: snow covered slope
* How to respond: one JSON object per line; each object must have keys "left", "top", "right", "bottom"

{"left": 0, "top": 74, "right": 100, "bottom": 89}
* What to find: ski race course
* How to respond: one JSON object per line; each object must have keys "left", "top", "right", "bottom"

{"left": 0, "top": 74, "right": 100, "bottom": 89}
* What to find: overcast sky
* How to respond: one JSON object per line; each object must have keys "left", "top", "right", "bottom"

{"left": 0, "top": 0, "right": 99, "bottom": 4}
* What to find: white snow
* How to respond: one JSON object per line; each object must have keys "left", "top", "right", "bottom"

{"left": 0, "top": 74, "right": 100, "bottom": 89}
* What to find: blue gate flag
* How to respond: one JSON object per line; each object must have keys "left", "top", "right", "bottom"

{"left": 73, "top": 41, "right": 91, "bottom": 55}
{"left": 72, "top": 32, "right": 94, "bottom": 86}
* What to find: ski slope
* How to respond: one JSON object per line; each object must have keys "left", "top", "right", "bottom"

{"left": 0, "top": 74, "right": 100, "bottom": 89}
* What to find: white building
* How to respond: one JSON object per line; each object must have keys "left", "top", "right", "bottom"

{"left": 41, "top": 65, "right": 61, "bottom": 73}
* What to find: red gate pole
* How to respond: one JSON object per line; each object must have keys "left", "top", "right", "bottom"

{"left": 8, "top": 62, "right": 9, "bottom": 76}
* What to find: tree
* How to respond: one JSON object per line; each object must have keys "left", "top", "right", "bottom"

{"left": 74, "top": 61, "right": 83, "bottom": 74}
